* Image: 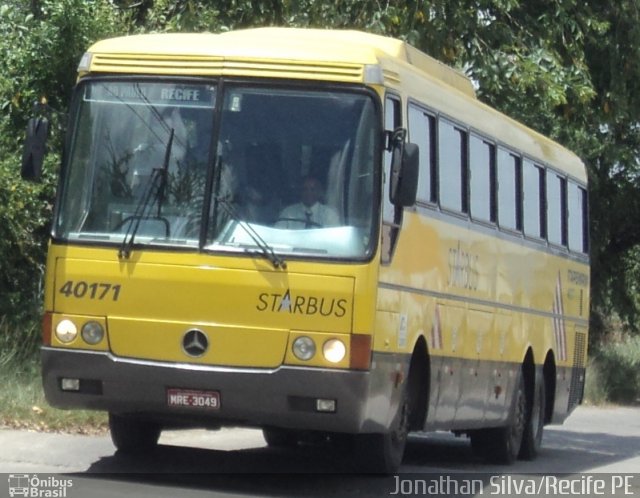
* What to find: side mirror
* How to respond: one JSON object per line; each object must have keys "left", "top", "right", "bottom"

{"left": 21, "top": 116, "right": 49, "bottom": 181}
{"left": 389, "top": 131, "right": 419, "bottom": 207}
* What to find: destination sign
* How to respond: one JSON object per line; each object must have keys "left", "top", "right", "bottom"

{"left": 85, "top": 82, "right": 216, "bottom": 108}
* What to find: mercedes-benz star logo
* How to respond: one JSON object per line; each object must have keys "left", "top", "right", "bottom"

{"left": 181, "top": 329, "right": 209, "bottom": 357}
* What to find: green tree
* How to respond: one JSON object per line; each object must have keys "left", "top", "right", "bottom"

{"left": 0, "top": 0, "right": 125, "bottom": 322}
{"left": 4, "top": 0, "right": 640, "bottom": 343}
{"left": 282, "top": 0, "right": 640, "bottom": 341}
{"left": 579, "top": 1, "right": 640, "bottom": 334}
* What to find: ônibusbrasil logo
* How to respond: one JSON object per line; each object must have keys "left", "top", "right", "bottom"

{"left": 7, "top": 474, "right": 73, "bottom": 497}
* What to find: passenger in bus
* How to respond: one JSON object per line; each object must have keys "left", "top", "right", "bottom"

{"left": 241, "top": 181, "right": 280, "bottom": 225}
{"left": 238, "top": 144, "right": 282, "bottom": 224}
{"left": 276, "top": 175, "right": 339, "bottom": 228}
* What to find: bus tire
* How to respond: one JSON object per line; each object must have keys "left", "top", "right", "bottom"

{"left": 355, "top": 370, "right": 412, "bottom": 473}
{"left": 470, "top": 370, "right": 526, "bottom": 465}
{"left": 109, "top": 413, "right": 161, "bottom": 454}
{"left": 519, "top": 369, "right": 545, "bottom": 460}
{"left": 262, "top": 427, "right": 300, "bottom": 448}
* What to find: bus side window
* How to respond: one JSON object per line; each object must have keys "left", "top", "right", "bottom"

{"left": 568, "top": 181, "right": 588, "bottom": 253}
{"left": 523, "top": 160, "right": 545, "bottom": 239}
{"left": 381, "top": 95, "right": 402, "bottom": 264}
{"left": 438, "top": 119, "right": 468, "bottom": 214}
{"left": 547, "top": 172, "right": 568, "bottom": 246}
{"left": 469, "top": 134, "right": 496, "bottom": 223}
{"left": 408, "top": 104, "right": 436, "bottom": 204}
{"left": 497, "top": 147, "right": 523, "bottom": 232}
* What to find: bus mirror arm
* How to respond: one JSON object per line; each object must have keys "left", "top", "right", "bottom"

{"left": 389, "top": 128, "right": 419, "bottom": 207}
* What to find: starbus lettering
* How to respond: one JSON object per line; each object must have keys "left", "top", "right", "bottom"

{"left": 256, "top": 290, "right": 348, "bottom": 317}
{"left": 568, "top": 269, "right": 589, "bottom": 287}
{"left": 448, "top": 241, "right": 479, "bottom": 290}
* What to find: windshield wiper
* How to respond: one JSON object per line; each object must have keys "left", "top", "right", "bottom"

{"left": 118, "top": 129, "right": 174, "bottom": 259}
{"left": 215, "top": 197, "right": 287, "bottom": 270}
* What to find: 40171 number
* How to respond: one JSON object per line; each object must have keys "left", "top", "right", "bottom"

{"left": 58, "top": 281, "right": 121, "bottom": 301}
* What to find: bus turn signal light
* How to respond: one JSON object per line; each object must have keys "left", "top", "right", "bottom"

{"left": 350, "top": 334, "right": 372, "bottom": 370}
{"left": 42, "top": 312, "right": 52, "bottom": 346}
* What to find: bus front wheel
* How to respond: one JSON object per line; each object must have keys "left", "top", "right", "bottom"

{"left": 109, "top": 413, "right": 161, "bottom": 454}
{"left": 262, "top": 427, "right": 300, "bottom": 448}
{"left": 355, "top": 371, "right": 412, "bottom": 473}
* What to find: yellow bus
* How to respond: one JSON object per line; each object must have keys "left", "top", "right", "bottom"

{"left": 23, "top": 27, "right": 589, "bottom": 473}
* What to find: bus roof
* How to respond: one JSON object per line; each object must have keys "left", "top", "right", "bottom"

{"left": 85, "top": 27, "right": 474, "bottom": 94}
{"left": 84, "top": 27, "right": 586, "bottom": 182}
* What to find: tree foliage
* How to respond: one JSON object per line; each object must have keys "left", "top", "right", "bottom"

{"left": 2, "top": 0, "right": 640, "bottom": 340}
{"left": 0, "top": 0, "right": 125, "bottom": 321}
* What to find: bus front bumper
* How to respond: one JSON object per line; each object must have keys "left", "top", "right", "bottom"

{"left": 41, "top": 347, "right": 377, "bottom": 433}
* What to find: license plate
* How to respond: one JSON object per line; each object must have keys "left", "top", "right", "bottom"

{"left": 167, "top": 388, "right": 220, "bottom": 410}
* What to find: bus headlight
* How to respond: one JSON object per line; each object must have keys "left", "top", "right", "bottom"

{"left": 323, "top": 339, "right": 346, "bottom": 363}
{"left": 292, "top": 336, "right": 316, "bottom": 361}
{"left": 81, "top": 321, "right": 105, "bottom": 345}
{"left": 55, "top": 319, "right": 78, "bottom": 343}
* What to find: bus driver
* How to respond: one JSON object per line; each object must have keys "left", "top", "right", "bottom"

{"left": 276, "top": 175, "right": 339, "bottom": 229}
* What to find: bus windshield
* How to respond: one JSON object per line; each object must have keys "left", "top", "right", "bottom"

{"left": 56, "top": 80, "right": 380, "bottom": 260}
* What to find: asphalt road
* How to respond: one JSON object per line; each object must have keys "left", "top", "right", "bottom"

{"left": 0, "top": 405, "right": 639, "bottom": 497}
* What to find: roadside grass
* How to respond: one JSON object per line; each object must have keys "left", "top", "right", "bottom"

{"left": 0, "top": 317, "right": 107, "bottom": 433}
{"left": 0, "top": 355, "right": 108, "bottom": 434}
{"left": 583, "top": 358, "right": 608, "bottom": 405}
{"left": 584, "top": 333, "right": 640, "bottom": 405}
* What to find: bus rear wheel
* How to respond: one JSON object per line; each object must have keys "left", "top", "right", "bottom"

{"left": 109, "top": 413, "right": 161, "bottom": 454}
{"left": 471, "top": 370, "right": 526, "bottom": 464}
{"left": 519, "top": 370, "right": 546, "bottom": 460}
